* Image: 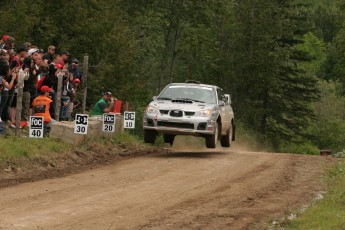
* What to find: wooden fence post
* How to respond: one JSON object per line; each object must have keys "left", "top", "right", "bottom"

{"left": 82, "top": 55, "right": 89, "bottom": 114}
{"left": 54, "top": 72, "right": 63, "bottom": 121}
{"left": 15, "top": 70, "right": 25, "bottom": 137}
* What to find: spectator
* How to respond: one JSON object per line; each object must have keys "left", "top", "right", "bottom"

{"left": 22, "top": 57, "right": 35, "bottom": 121}
{"left": 0, "top": 59, "right": 16, "bottom": 124}
{"left": 10, "top": 46, "right": 27, "bottom": 69}
{"left": 60, "top": 77, "right": 79, "bottom": 121}
{"left": 42, "top": 45, "right": 55, "bottom": 63}
{"left": 8, "top": 46, "right": 28, "bottom": 125}
{"left": 92, "top": 92, "right": 117, "bottom": 115}
{"left": 23, "top": 42, "right": 31, "bottom": 49}
{"left": 2, "top": 36, "right": 14, "bottom": 53}
{"left": 0, "top": 35, "right": 9, "bottom": 49}
{"left": 60, "top": 50, "right": 70, "bottom": 66}
{"left": 69, "top": 58, "right": 82, "bottom": 80}
{"left": 32, "top": 85, "right": 56, "bottom": 136}
{"left": 0, "top": 49, "right": 9, "bottom": 61}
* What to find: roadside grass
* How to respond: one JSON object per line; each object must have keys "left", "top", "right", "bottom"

{"left": 280, "top": 159, "right": 345, "bottom": 230}
{"left": 0, "top": 132, "right": 147, "bottom": 165}
{"left": 0, "top": 136, "right": 71, "bottom": 163}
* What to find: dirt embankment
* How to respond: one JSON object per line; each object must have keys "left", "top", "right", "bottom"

{"left": 0, "top": 142, "right": 167, "bottom": 188}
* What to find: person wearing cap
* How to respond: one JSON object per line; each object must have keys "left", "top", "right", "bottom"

{"left": 92, "top": 92, "right": 118, "bottom": 115}
{"left": 69, "top": 58, "right": 82, "bottom": 80}
{"left": 32, "top": 85, "right": 56, "bottom": 128}
{"left": 42, "top": 45, "right": 55, "bottom": 63}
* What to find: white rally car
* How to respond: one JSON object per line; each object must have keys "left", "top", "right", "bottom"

{"left": 143, "top": 81, "right": 235, "bottom": 148}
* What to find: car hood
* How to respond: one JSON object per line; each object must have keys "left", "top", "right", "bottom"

{"left": 150, "top": 100, "right": 216, "bottom": 111}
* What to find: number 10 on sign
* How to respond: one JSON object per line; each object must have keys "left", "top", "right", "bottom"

{"left": 124, "top": 112, "right": 135, "bottom": 129}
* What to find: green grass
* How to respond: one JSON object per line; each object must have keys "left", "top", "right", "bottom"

{"left": 282, "top": 160, "right": 345, "bottom": 230}
{"left": 0, "top": 137, "right": 72, "bottom": 163}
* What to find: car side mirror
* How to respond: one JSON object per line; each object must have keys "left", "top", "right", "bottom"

{"left": 225, "top": 94, "right": 231, "bottom": 105}
{"left": 152, "top": 96, "right": 157, "bottom": 101}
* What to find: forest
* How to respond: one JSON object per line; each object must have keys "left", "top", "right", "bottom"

{"left": 1, "top": 0, "right": 345, "bottom": 153}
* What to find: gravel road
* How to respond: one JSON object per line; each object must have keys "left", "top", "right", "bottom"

{"left": 0, "top": 148, "right": 333, "bottom": 230}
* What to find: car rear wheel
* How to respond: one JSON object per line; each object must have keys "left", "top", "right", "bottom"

{"left": 205, "top": 122, "right": 218, "bottom": 148}
{"left": 220, "top": 125, "right": 232, "bottom": 147}
{"left": 144, "top": 129, "right": 156, "bottom": 144}
{"left": 163, "top": 134, "right": 175, "bottom": 145}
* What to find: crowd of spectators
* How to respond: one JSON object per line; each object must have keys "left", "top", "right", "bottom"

{"left": 0, "top": 35, "right": 82, "bottom": 131}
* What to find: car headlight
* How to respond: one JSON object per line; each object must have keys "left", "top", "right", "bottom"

{"left": 146, "top": 105, "right": 159, "bottom": 114}
{"left": 195, "top": 109, "right": 212, "bottom": 117}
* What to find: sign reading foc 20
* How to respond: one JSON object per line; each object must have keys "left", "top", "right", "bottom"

{"left": 29, "top": 116, "right": 44, "bottom": 138}
{"left": 124, "top": 112, "right": 135, "bottom": 129}
{"left": 74, "top": 114, "right": 89, "bottom": 134}
{"left": 103, "top": 113, "right": 115, "bottom": 132}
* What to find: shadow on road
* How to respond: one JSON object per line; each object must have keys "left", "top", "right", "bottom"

{"left": 153, "top": 150, "right": 228, "bottom": 159}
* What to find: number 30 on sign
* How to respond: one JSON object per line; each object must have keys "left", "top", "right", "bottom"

{"left": 124, "top": 112, "right": 135, "bottom": 129}
{"left": 74, "top": 114, "right": 89, "bottom": 134}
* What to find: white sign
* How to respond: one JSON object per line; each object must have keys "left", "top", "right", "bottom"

{"left": 124, "top": 112, "right": 135, "bottom": 129}
{"left": 74, "top": 114, "right": 89, "bottom": 134}
{"left": 29, "top": 116, "right": 44, "bottom": 138}
{"left": 103, "top": 113, "right": 115, "bottom": 132}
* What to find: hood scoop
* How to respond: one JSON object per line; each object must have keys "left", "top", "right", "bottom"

{"left": 172, "top": 99, "right": 193, "bottom": 104}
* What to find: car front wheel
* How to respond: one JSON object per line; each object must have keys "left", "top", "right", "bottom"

{"left": 163, "top": 134, "right": 175, "bottom": 145}
{"left": 205, "top": 123, "right": 218, "bottom": 148}
{"left": 144, "top": 129, "right": 156, "bottom": 144}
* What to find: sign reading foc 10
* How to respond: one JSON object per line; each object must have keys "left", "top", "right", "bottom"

{"left": 124, "top": 112, "right": 135, "bottom": 129}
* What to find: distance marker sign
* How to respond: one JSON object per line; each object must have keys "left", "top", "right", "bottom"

{"left": 124, "top": 112, "right": 135, "bottom": 129}
{"left": 103, "top": 113, "right": 115, "bottom": 132}
{"left": 29, "top": 116, "right": 44, "bottom": 138}
{"left": 74, "top": 114, "right": 89, "bottom": 134}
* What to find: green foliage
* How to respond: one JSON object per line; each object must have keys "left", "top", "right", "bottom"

{"left": 283, "top": 160, "right": 345, "bottom": 229}
{"left": 0, "top": 0, "right": 344, "bottom": 153}
{"left": 280, "top": 142, "right": 320, "bottom": 155}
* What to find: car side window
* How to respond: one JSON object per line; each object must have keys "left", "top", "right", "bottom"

{"left": 217, "top": 88, "right": 227, "bottom": 104}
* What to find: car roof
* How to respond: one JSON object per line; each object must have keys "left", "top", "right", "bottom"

{"left": 168, "top": 82, "right": 217, "bottom": 89}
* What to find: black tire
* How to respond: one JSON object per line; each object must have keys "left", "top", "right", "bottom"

{"left": 163, "top": 134, "right": 175, "bottom": 145}
{"left": 220, "top": 125, "right": 232, "bottom": 147}
{"left": 205, "top": 122, "right": 218, "bottom": 148}
{"left": 144, "top": 129, "right": 156, "bottom": 144}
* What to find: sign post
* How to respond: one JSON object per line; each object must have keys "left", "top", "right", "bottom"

{"left": 74, "top": 114, "right": 89, "bottom": 134}
{"left": 29, "top": 116, "right": 44, "bottom": 138}
{"left": 102, "top": 113, "right": 115, "bottom": 132}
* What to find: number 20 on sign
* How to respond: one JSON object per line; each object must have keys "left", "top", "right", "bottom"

{"left": 103, "top": 113, "right": 115, "bottom": 132}
{"left": 124, "top": 112, "right": 135, "bottom": 129}
{"left": 74, "top": 114, "right": 89, "bottom": 134}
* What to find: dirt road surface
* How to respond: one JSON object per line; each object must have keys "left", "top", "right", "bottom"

{"left": 0, "top": 148, "right": 333, "bottom": 230}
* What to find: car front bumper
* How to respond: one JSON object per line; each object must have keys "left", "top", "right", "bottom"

{"left": 143, "top": 113, "right": 216, "bottom": 136}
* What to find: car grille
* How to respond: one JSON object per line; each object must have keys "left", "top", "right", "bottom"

{"left": 160, "top": 110, "right": 169, "bottom": 115}
{"left": 170, "top": 110, "right": 183, "bottom": 117}
{"left": 157, "top": 121, "right": 194, "bottom": 129}
{"left": 184, "top": 111, "right": 195, "bottom": 116}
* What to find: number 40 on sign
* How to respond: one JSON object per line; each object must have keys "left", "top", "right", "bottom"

{"left": 124, "top": 112, "right": 135, "bottom": 129}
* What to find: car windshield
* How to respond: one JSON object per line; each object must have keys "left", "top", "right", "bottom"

{"left": 158, "top": 85, "right": 216, "bottom": 104}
